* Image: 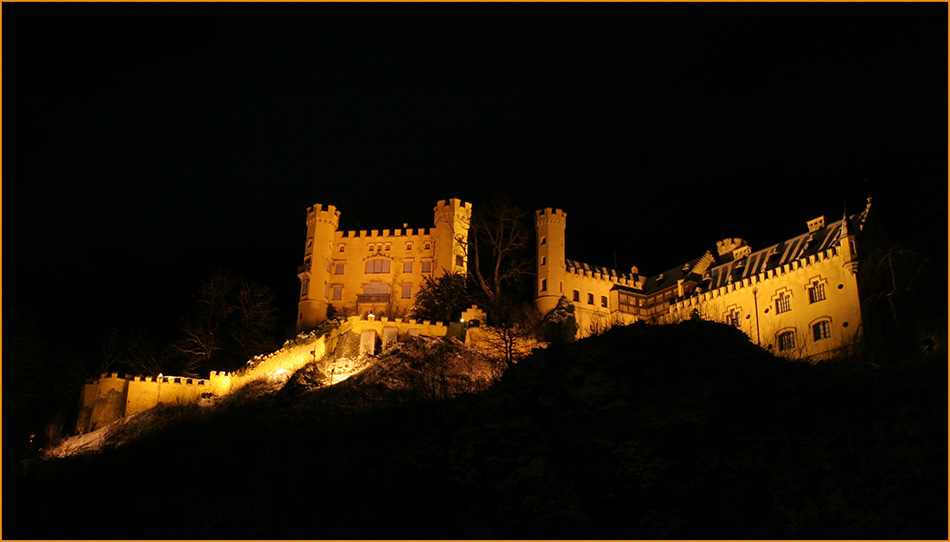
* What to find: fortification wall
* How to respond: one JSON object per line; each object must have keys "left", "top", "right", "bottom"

{"left": 73, "top": 315, "right": 455, "bottom": 435}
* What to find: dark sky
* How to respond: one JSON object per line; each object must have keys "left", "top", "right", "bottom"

{"left": 5, "top": 4, "right": 946, "bottom": 360}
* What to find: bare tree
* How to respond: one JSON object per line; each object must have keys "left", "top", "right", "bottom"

{"left": 465, "top": 196, "right": 534, "bottom": 315}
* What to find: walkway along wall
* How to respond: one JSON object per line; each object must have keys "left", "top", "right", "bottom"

{"left": 74, "top": 315, "right": 451, "bottom": 434}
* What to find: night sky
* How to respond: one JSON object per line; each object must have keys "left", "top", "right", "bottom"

{"left": 4, "top": 4, "right": 946, "bottom": 363}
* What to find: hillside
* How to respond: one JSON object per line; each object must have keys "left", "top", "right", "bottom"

{"left": 5, "top": 321, "right": 946, "bottom": 539}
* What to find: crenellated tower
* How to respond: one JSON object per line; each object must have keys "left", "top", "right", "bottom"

{"left": 433, "top": 198, "right": 473, "bottom": 277}
{"left": 535, "top": 207, "right": 568, "bottom": 316}
{"left": 297, "top": 203, "right": 341, "bottom": 331}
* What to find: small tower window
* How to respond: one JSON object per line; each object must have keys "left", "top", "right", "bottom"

{"left": 540, "top": 237, "right": 547, "bottom": 245}
{"left": 600, "top": 295, "right": 608, "bottom": 308}
{"left": 587, "top": 293, "right": 594, "bottom": 305}
{"left": 339, "top": 244, "right": 345, "bottom": 252}
{"left": 406, "top": 243, "right": 413, "bottom": 251}
{"left": 541, "top": 256, "right": 546, "bottom": 266}
{"left": 425, "top": 242, "right": 431, "bottom": 250}
{"left": 541, "top": 279, "right": 547, "bottom": 292}
{"left": 573, "top": 290, "right": 580, "bottom": 302}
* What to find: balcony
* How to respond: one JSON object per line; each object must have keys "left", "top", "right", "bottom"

{"left": 357, "top": 294, "right": 391, "bottom": 304}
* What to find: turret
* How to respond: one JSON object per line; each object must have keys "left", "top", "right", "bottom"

{"left": 839, "top": 210, "right": 859, "bottom": 275}
{"left": 296, "top": 203, "right": 341, "bottom": 331}
{"left": 535, "top": 207, "right": 568, "bottom": 315}
{"left": 432, "top": 198, "right": 473, "bottom": 277}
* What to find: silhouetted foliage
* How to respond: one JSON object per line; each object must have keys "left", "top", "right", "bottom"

{"left": 171, "top": 270, "right": 279, "bottom": 375}
{"left": 10, "top": 320, "right": 943, "bottom": 540}
{"left": 410, "top": 272, "right": 472, "bottom": 323}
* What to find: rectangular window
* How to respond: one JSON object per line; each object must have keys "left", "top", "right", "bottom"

{"left": 778, "top": 331, "right": 796, "bottom": 350}
{"left": 365, "top": 259, "right": 391, "bottom": 274}
{"left": 422, "top": 261, "right": 432, "bottom": 273}
{"left": 332, "top": 285, "right": 342, "bottom": 301}
{"left": 425, "top": 242, "right": 431, "bottom": 250}
{"left": 587, "top": 293, "right": 594, "bottom": 305}
{"left": 540, "top": 256, "right": 546, "bottom": 266}
{"left": 324, "top": 282, "right": 329, "bottom": 298}
{"left": 541, "top": 279, "right": 547, "bottom": 292}
{"left": 406, "top": 243, "right": 413, "bottom": 251}
{"left": 334, "top": 263, "right": 345, "bottom": 275}
{"left": 813, "top": 321, "right": 831, "bottom": 341}
{"left": 600, "top": 295, "right": 608, "bottom": 308}
{"left": 540, "top": 237, "right": 547, "bottom": 245}
{"left": 573, "top": 290, "right": 580, "bottom": 302}
{"left": 402, "top": 283, "right": 412, "bottom": 299}
{"left": 727, "top": 309, "right": 740, "bottom": 327}
{"left": 300, "top": 280, "right": 309, "bottom": 298}
{"left": 403, "top": 261, "right": 413, "bottom": 273}
{"left": 809, "top": 282, "right": 826, "bottom": 303}
{"left": 339, "top": 244, "right": 345, "bottom": 252}
{"left": 775, "top": 294, "right": 791, "bottom": 314}
{"left": 456, "top": 255, "right": 464, "bottom": 267}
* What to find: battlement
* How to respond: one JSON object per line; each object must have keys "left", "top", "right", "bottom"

{"left": 536, "top": 207, "right": 567, "bottom": 224}
{"left": 565, "top": 259, "right": 643, "bottom": 288}
{"left": 306, "top": 203, "right": 341, "bottom": 227}
{"left": 339, "top": 228, "right": 434, "bottom": 239}
{"left": 435, "top": 198, "right": 473, "bottom": 211}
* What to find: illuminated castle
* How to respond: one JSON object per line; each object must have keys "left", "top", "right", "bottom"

{"left": 296, "top": 199, "right": 472, "bottom": 331}
{"left": 535, "top": 199, "right": 873, "bottom": 360}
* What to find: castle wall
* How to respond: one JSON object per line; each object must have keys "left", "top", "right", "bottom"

{"left": 73, "top": 315, "right": 455, "bottom": 435}
{"left": 669, "top": 247, "right": 862, "bottom": 359}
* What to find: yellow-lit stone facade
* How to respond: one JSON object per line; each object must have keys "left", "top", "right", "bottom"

{"left": 296, "top": 199, "right": 472, "bottom": 332}
{"left": 535, "top": 200, "right": 873, "bottom": 360}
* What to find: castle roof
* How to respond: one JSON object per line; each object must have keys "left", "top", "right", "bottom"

{"left": 647, "top": 205, "right": 870, "bottom": 296}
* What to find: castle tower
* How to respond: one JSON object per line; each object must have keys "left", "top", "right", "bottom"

{"left": 535, "top": 207, "right": 567, "bottom": 316}
{"left": 433, "top": 198, "right": 473, "bottom": 277}
{"left": 838, "top": 210, "right": 859, "bottom": 275}
{"left": 297, "top": 203, "right": 340, "bottom": 331}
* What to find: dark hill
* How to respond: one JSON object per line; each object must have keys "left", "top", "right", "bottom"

{"left": 5, "top": 321, "right": 946, "bottom": 539}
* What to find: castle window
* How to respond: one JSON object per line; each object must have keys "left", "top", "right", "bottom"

{"left": 422, "top": 261, "right": 432, "bottom": 273}
{"left": 541, "top": 256, "right": 546, "bottom": 266}
{"left": 587, "top": 293, "right": 594, "bottom": 305}
{"left": 775, "top": 293, "right": 791, "bottom": 314}
{"left": 540, "top": 237, "right": 547, "bottom": 245}
{"left": 385, "top": 244, "right": 391, "bottom": 251}
{"left": 300, "top": 280, "right": 309, "bottom": 298}
{"left": 306, "top": 237, "right": 313, "bottom": 248}
{"left": 334, "top": 263, "right": 345, "bottom": 275}
{"left": 541, "top": 279, "right": 547, "bottom": 291}
{"left": 365, "top": 259, "right": 391, "bottom": 274}
{"left": 726, "top": 308, "right": 740, "bottom": 328}
{"left": 331, "top": 284, "right": 343, "bottom": 301}
{"left": 324, "top": 282, "right": 329, "bottom": 298}
{"left": 456, "top": 255, "right": 464, "bottom": 267}
{"left": 601, "top": 295, "right": 608, "bottom": 308}
{"left": 403, "top": 261, "right": 413, "bottom": 273}
{"left": 339, "top": 244, "right": 345, "bottom": 252}
{"left": 402, "top": 283, "right": 412, "bottom": 299}
{"left": 778, "top": 330, "right": 796, "bottom": 351}
{"left": 573, "top": 290, "right": 580, "bottom": 302}
{"left": 808, "top": 281, "right": 826, "bottom": 303}
{"left": 406, "top": 243, "right": 413, "bottom": 251}
{"left": 425, "top": 242, "right": 431, "bottom": 250}
{"left": 812, "top": 320, "right": 831, "bottom": 341}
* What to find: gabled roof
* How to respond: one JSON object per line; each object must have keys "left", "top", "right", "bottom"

{"left": 641, "top": 207, "right": 869, "bottom": 296}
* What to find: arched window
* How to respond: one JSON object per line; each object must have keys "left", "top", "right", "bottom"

{"left": 778, "top": 330, "right": 796, "bottom": 351}
{"left": 365, "top": 259, "right": 391, "bottom": 274}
